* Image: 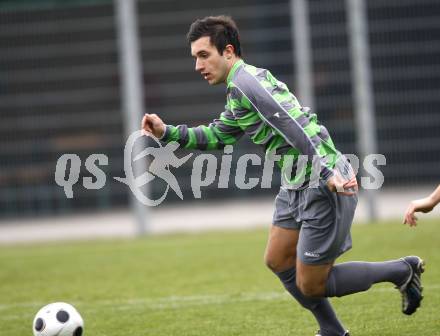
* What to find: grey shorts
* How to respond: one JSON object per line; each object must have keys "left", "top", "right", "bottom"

{"left": 272, "top": 180, "right": 358, "bottom": 265}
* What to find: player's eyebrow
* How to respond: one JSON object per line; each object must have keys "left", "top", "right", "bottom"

{"left": 193, "top": 50, "right": 208, "bottom": 57}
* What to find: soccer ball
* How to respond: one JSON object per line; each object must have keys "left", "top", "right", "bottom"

{"left": 33, "top": 302, "right": 84, "bottom": 336}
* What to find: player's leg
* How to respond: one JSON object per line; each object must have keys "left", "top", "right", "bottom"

{"left": 268, "top": 187, "right": 347, "bottom": 336}
{"left": 296, "top": 254, "right": 425, "bottom": 316}
{"left": 296, "top": 180, "right": 424, "bottom": 315}
{"left": 264, "top": 224, "right": 297, "bottom": 272}
{"left": 265, "top": 226, "right": 347, "bottom": 336}
{"left": 324, "top": 256, "right": 425, "bottom": 315}
{"left": 296, "top": 261, "right": 333, "bottom": 298}
{"left": 296, "top": 258, "right": 412, "bottom": 298}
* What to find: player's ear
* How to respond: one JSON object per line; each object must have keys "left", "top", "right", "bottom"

{"left": 223, "top": 44, "right": 234, "bottom": 59}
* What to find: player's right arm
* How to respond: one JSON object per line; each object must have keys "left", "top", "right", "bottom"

{"left": 404, "top": 184, "right": 440, "bottom": 226}
{"left": 141, "top": 109, "right": 244, "bottom": 150}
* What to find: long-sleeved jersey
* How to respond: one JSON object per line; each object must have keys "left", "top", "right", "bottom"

{"left": 160, "top": 60, "right": 340, "bottom": 187}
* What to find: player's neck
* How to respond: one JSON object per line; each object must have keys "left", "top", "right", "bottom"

{"left": 225, "top": 57, "right": 242, "bottom": 84}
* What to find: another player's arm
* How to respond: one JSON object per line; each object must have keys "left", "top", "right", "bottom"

{"left": 141, "top": 109, "right": 244, "bottom": 150}
{"left": 404, "top": 184, "right": 440, "bottom": 226}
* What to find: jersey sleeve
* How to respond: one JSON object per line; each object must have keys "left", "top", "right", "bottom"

{"left": 232, "top": 71, "right": 334, "bottom": 181}
{"left": 160, "top": 107, "right": 244, "bottom": 150}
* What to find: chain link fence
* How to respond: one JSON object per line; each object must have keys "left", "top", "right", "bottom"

{"left": 0, "top": 0, "right": 439, "bottom": 219}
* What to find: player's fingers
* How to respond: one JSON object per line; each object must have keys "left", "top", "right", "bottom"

{"left": 350, "top": 180, "right": 359, "bottom": 191}
{"left": 336, "top": 183, "right": 356, "bottom": 195}
{"left": 144, "top": 113, "right": 163, "bottom": 129}
{"left": 345, "top": 182, "right": 358, "bottom": 192}
{"left": 339, "top": 190, "right": 356, "bottom": 196}
{"left": 143, "top": 115, "right": 155, "bottom": 131}
{"left": 343, "top": 176, "right": 356, "bottom": 184}
{"left": 142, "top": 125, "right": 153, "bottom": 135}
{"left": 143, "top": 113, "right": 153, "bottom": 124}
{"left": 149, "top": 113, "right": 160, "bottom": 123}
{"left": 142, "top": 119, "right": 153, "bottom": 135}
{"left": 143, "top": 122, "right": 152, "bottom": 131}
{"left": 343, "top": 177, "right": 358, "bottom": 188}
{"left": 142, "top": 114, "right": 150, "bottom": 128}
{"left": 403, "top": 210, "right": 410, "bottom": 224}
{"left": 335, "top": 183, "right": 345, "bottom": 193}
{"left": 408, "top": 214, "right": 418, "bottom": 227}
{"left": 335, "top": 178, "right": 357, "bottom": 195}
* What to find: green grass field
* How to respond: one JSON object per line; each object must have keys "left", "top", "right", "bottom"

{"left": 1, "top": 219, "right": 439, "bottom": 336}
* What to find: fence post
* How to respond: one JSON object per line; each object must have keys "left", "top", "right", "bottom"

{"left": 290, "top": 0, "right": 315, "bottom": 109}
{"left": 346, "top": 0, "right": 378, "bottom": 221}
{"left": 115, "top": 0, "right": 149, "bottom": 234}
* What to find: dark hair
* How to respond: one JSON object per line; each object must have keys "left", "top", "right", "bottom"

{"left": 186, "top": 15, "right": 242, "bottom": 57}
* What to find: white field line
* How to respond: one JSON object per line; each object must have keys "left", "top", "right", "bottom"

{"left": 0, "top": 292, "right": 289, "bottom": 321}
{"left": 1, "top": 284, "right": 439, "bottom": 321}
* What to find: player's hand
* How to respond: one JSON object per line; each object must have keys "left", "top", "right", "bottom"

{"left": 326, "top": 172, "right": 358, "bottom": 196}
{"left": 403, "top": 197, "right": 435, "bottom": 227}
{"left": 141, "top": 113, "right": 166, "bottom": 139}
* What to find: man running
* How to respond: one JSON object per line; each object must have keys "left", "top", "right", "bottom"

{"left": 141, "top": 16, "right": 425, "bottom": 336}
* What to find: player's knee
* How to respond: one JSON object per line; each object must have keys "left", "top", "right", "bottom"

{"left": 296, "top": 278, "right": 326, "bottom": 298}
{"left": 264, "top": 253, "right": 290, "bottom": 273}
{"left": 264, "top": 253, "right": 280, "bottom": 272}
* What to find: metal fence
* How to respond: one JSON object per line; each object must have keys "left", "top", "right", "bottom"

{"left": 0, "top": 1, "right": 126, "bottom": 217}
{"left": 0, "top": 0, "right": 439, "bottom": 219}
{"left": 367, "top": 0, "right": 440, "bottom": 184}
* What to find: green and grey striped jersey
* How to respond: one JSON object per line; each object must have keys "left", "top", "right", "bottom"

{"left": 160, "top": 60, "right": 340, "bottom": 187}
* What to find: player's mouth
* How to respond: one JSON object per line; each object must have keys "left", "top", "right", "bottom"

{"left": 202, "top": 73, "right": 211, "bottom": 80}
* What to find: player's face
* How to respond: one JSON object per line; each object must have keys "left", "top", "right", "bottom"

{"left": 191, "top": 36, "right": 231, "bottom": 85}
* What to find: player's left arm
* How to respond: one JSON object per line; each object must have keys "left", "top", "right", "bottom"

{"left": 232, "top": 81, "right": 330, "bottom": 170}
{"left": 232, "top": 76, "right": 358, "bottom": 193}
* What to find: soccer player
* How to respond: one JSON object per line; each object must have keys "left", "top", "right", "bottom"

{"left": 141, "top": 16, "right": 425, "bottom": 336}
{"left": 404, "top": 184, "right": 440, "bottom": 226}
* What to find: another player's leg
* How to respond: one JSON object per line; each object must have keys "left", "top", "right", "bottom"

{"left": 265, "top": 225, "right": 347, "bottom": 336}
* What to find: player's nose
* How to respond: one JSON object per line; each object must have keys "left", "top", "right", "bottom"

{"left": 195, "top": 58, "right": 203, "bottom": 72}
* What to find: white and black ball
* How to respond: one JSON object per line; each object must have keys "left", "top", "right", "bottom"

{"left": 33, "top": 302, "right": 84, "bottom": 336}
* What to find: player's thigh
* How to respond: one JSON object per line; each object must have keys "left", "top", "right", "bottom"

{"left": 297, "top": 180, "right": 356, "bottom": 265}
{"left": 264, "top": 225, "right": 299, "bottom": 271}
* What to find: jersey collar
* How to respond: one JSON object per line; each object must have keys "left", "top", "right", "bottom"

{"left": 226, "top": 59, "right": 244, "bottom": 85}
